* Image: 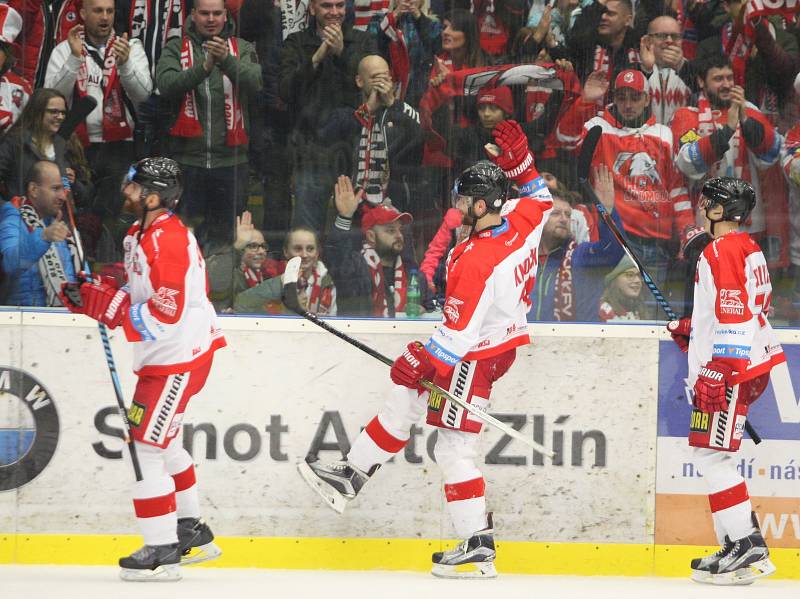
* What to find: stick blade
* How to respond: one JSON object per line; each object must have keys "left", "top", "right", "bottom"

{"left": 578, "top": 125, "right": 603, "bottom": 182}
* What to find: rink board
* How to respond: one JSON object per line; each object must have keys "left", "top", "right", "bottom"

{"left": 1, "top": 311, "right": 799, "bottom": 577}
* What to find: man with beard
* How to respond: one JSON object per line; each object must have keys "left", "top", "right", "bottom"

{"left": 672, "top": 53, "right": 782, "bottom": 240}
{"left": 280, "top": 0, "right": 377, "bottom": 232}
{"left": 527, "top": 171, "right": 625, "bottom": 322}
{"left": 324, "top": 174, "right": 427, "bottom": 316}
{"left": 556, "top": 68, "right": 691, "bottom": 312}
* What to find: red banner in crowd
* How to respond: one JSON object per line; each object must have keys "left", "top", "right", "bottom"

{"left": 744, "top": 0, "right": 799, "bottom": 30}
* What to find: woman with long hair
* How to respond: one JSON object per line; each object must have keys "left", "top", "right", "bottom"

{"left": 598, "top": 255, "right": 644, "bottom": 322}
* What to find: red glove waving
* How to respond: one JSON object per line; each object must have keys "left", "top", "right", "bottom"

{"left": 666, "top": 318, "right": 691, "bottom": 353}
{"left": 488, "top": 120, "right": 534, "bottom": 184}
{"left": 78, "top": 279, "right": 130, "bottom": 329}
{"left": 391, "top": 341, "right": 436, "bottom": 390}
{"left": 693, "top": 360, "right": 735, "bottom": 412}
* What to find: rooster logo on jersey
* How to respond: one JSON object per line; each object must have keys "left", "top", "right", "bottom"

{"left": 612, "top": 151, "right": 662, "bottom": 187}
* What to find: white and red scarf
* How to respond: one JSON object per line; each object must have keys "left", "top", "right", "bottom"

{"left": 361, "top": 243, "right": 407, "bottom": 316}
{"left": 591, "top": 45, "right": 640, "bottom": 83}
{"left": 169, "top": 36, "right": 248, "bottom": 146}
{"left": 380, "top": 12, "right": 410, "bottom": 101}
{"left": 298, "top": 260, "right": 336, "bottom": 316}
{"left": 353, "top": 0, "right": 388, "bottom": 31}
{"left": 129, "top": 0, "right": 186, "bottom": 79}
{"left": 280, "top": 0, "right": 310, "bottom": 40}
{"left": 75, "top": 32, "right": 133, "bottom": 145}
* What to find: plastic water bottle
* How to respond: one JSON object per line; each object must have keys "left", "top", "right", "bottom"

{"left": 406, "top": 270, "right": 421, "bottom": 318}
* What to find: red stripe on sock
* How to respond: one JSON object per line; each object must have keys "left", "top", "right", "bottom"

{"left": 444, "top": 477, "right": 485, "bottom": 502}
{"left": 133, "top": 493, "right": 177, "bottom": 518}
{"left": 708, "top": 481, "right": 749, "bottom": 513}
{"left": 365, "top": 416, "right": 407, "bottom": 453}
{"left": 172, "top": 466, "right": 196, "bottom": 492}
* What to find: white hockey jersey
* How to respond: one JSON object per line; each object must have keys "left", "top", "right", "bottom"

{"left": 424, "top": 177, "right": 553, "bottom": 374}
{"left": 689, "top": 230, "right": 784, "bottom": 387}
{"left": 121, "top": 212, "right": 226, "bottom": 375}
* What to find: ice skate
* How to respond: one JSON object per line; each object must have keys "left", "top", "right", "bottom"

{"left": 704, "top": 529, "right": 776, "bottom": 586}
{"left": 690, "top": 536, "right": 734, "bottom": 582}
{"left": 177, "top": 518, "right": 222, "bottom": 566}
{"left": 297, "top": 459, "right": 373, "bottom": 514}
{"left": 119, "top": 543, "right": 181, "bottom": 582}
{"left": 431, "top": 514, "right": 497, "bottom": 579}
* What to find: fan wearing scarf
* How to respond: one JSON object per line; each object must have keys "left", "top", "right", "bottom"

{"left": 156, "top": 0, "right": 262, "bottom": 249}
{"left": 45, "top": 0, "right": 152, "bottom": 214}
{"left": 0, "top": 160, "right": 77, "bottom": 306}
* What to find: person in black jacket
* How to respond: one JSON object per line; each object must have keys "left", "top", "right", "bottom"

{"left": 279, "top": 0, "right": 377, "bottom": 232}
{"left": 325, "top": 174, "right": 430, "bottom": 317}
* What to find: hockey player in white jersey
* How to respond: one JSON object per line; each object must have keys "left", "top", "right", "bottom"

{"left": 667, "top": 177, "right": 784, "bottom": 586}
{"left": 298, "top": 120, "right": 553, "bottom": 578}
{"left": 61, "top": 157, "right": 226, "bottom": 581}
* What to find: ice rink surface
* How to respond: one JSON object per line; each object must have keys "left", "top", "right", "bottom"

{"left": 2, "top": 566, "right": 799, "bottom": 599}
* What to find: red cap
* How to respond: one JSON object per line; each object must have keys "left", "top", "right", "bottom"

{"left": 477, "top": 85, "right": 514, "bottom": 116}
{"left": 614, "top": 69, "right": 647, "bottom": 94}
{"left": 361, "top": 205, "right": 413, "bottom": 232}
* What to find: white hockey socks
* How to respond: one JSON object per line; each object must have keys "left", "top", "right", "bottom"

{"left": 164, "top": 438, "right": 201, "bottom": 519}
{"left": 132, "top": 441, "right": 178, "bottom": 546}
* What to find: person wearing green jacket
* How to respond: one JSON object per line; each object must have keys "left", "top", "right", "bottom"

{"left": 156, "top": 0, "right": 262, "bottom": 250}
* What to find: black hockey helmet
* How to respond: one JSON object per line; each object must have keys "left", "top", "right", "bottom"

{"left": 454, "top": 160, "right": 510, "bottom": 212}
{"left": 700, "top": 177, "right": 756, "bottom": 224}
{"left": 123, "top": 157, "right": 183, "bottom": 210}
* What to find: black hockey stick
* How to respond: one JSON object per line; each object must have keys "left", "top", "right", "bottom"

{"left": 58, "top": 95, "right": 97, "bottom": 140}
{"left": 281, "top": 257, "right": 555, "bottom": 456}
{"left": 62, "top": 180, "right": 143, "bottom": 480}
{"left": 577, "top": 126, "right": 761, "bottom": 444}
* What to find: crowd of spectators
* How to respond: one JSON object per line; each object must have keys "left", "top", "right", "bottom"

{"left": 0, "top": 0, "right": 799, "bottom": 324}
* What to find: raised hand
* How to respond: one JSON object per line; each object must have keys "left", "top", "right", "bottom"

{"left": 112, "top": 32, "right": 131, "bottom": 65}
{"left": 334, "top": 175, "right": 363, "bottom": 218}
{"left": 430, "top": 56, "right": 451, "bottom": 88}
{"left": 591, "top": 163, "right": 615, "bottom": 213}
{"left": 639, "top": 36, "right": 655, "bottom": 72}
{"left": 322, "top": 24, "right": 344, "bottom": 56}
{"left": 234, "top": 210, "right": 256, "bottom": 250}
{"left": 68, "top": 25, "right": 84, "bottom": 58}
{"left": 582, "top": 70, "right": 609, "bottom": 104}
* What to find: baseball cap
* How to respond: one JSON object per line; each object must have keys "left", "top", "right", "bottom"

{"left": 614, "top": 69, "right": 647, "bottom": 94}
{"left": 477, "top": 85, "right": 514, "bottom": 116}
{"left": 361, "top": 205, "right": 413, "bottom": 233}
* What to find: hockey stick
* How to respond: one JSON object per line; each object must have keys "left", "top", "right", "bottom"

{"left": 281, "top": 257, "right": 555, "bottom": 457}
{"left": 577, "top": 126, "right": 761, "bottom": 444}
{"left": 58, "top": 95, "right": 97, "bottom": 140}
{"left": 62, "top": 184, "right": 143, "bottom": 480}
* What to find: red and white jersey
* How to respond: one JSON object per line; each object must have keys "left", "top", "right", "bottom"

{"left": 424, "top": 176, "right": 553, "bottom": 374}
{"left": 556, "top": 101, "right": 692, "bottom": 240}
{"left": 0, "top": 72, "right": 32, "bottom": 134}
{"left": 689, "top": 231, "right": 784, "bottom": 387}
{"left": 120, "top": 212, "right": 226, "bottom": 375}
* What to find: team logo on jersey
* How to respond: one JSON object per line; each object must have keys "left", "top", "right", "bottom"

{"left": 612, "top": 152, "right": 662, "bottom": 186}
{"left": 719, "top": 289, "right": 745, "bottom": 315}
{"left": 0, "top": 367, "right": 60, "bottom": 492}
{"left": 153, "top": 286, "right": 180, "bottom": 318}
{"left": 443, "top": 297, "right": 464, "bottom": 324}
{"left": 10, "top": 89, "right": 23, "bottom": 108}
{"left": 680, "top": 129, "right": 700, "bottom": 145}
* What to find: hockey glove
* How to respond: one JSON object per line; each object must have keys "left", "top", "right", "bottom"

{"left": 79, "top": 279, "right": 130, "bottom": 329}
{"left": 666, "top": 318, "right": 691, "bottom": 353}
{"left": 693, "top": 360, "right": 735, "bottom": 413}
{"left": 391, "top": 341, "right": 436, "bottom": 390}
{"left": 489, "top": 120, "right": 535, "bottom": 185}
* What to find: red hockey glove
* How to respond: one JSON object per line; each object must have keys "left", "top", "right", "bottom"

{"left": 391, "top": 342, "right": 436, "bottom": 390}
{"left": 489, "top": 120, "right": 535, "bottom": 185}
{"left": 79, "top": 279, "right": 130, "bottom": 329}
{"left": 693, "top": 361, "right": 735, "bottom": 412}
{"left": 666, "top": 318, "right": 691, "bottom": 353}
{"left": 60, "top": 281, "right": 85, "bottom": 313}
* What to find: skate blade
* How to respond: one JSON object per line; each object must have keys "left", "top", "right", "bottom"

{"left": 120, "top": 563, "right": 181, "bottom": 582}
{"left": 690, "top": 569, "right": 713, "bottom": 583}
{"left": 297, "top": 461, "right": 348, "bottom": 514}
{"left": 181, "top": 542, "right": 222, "bottom": 566}
{"left": 431, "top": 561, "right": 497, "bottom": 579}
{"left": 706, "top": 558, "right": 777, "bottom": 586}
